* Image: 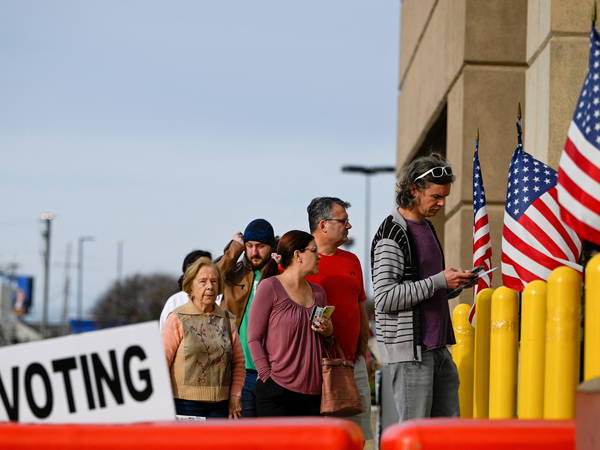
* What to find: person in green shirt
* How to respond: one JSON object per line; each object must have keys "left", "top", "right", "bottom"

{"left": 217, "top": 219, "right": 277, "bottom": 417}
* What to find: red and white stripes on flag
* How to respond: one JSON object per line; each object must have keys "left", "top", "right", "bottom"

{"left": 470, "top": 139, "right": 492, "bottom": 324}
{"left": 557, "top": 26, "right": 600, "bottom": 245}
{"left": 501, "top": 121, "right": 582, "bottom": 292}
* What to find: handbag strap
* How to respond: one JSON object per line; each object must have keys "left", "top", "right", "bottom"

{"left": 324, "top": 336, "right": 346, "bottom": 360}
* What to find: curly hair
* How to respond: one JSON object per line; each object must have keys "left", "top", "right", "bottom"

{"left": 396, "top": 153, "right": 455, "bottom": 209}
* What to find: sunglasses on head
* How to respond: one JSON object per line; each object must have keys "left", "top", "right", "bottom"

{"left": 414, "top": 166, "right": 453, "bottom": 182}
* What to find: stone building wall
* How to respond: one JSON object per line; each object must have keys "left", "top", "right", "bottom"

{"left": 396, "top": 0, "right": 592, "bottom": 305}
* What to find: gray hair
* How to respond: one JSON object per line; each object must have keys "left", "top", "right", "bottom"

{"left": 307, "top": 197, "right": 351, "bottom": 233}
{"left": 396, "top": 153, "right": 455, "bottom": 209}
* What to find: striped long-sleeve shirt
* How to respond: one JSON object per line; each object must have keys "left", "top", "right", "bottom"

{"left": 370, "top": 209, "right": 447, "bottom": 363}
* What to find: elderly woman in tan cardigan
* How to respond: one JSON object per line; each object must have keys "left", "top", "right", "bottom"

{"left": 162, "top": 257, "right": 245, "bottom": 418}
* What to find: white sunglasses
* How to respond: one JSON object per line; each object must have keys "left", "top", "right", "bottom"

{"left": 414, "top": 166, "right": 453, "bottom": 182}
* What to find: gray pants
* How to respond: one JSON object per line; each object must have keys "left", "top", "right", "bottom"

{"left": 345, "top": 356, "right": 373, "bottom": 440}
{"left": 388, "top": 347, "right": 459, "bottom": 421}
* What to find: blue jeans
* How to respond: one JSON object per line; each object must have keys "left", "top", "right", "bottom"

{"left": 242, "top": 370, "right": 258, "bottom": 417}
{"left": 388, "top": 347, "right": 459, "bottom": 421}
{"left": 174, "top": 398, "right": 228, "bottom": 418}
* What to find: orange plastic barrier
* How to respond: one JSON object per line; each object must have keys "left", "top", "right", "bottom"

{"left": 0, "top": 418, "right": 362, "bottom": 450}
{"left": 380, "top": 418, "right": 574, "bottom": 450}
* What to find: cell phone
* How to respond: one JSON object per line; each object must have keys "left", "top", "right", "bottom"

{"left": 447, "top": 267, "right": 497, "bottom": 296}
{"left": 321, "top": 305, "right": 335, "bottom": 320}
{"left": 309, "top": 305, "right": 321, "bottom": 323}
{"left": 310, "top": 305, "right": 335, "bottom": 323}
{"left": 469, "top": 265, "right": 485, "bottom": 274}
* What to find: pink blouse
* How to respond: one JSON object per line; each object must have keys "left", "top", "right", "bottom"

{"left": 247, "top": 277, "right": 327, "bottom": 395}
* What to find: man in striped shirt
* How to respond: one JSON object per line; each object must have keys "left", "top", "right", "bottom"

{"left": 371, "top": 153, "right": 475, "bottom": 421}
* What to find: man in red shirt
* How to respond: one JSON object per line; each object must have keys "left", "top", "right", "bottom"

{"left": 306, "top": 197, "right": 372, "bottom": 441}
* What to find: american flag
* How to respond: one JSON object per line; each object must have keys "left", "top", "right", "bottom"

{"left": 557, "top": 25, "right": 600, "bottom": 245}
{"left": 501, "top": 120, "right": 582, "bottom": 291}
{"left": 470, "top": 136, "right": 492, "bottom": 324}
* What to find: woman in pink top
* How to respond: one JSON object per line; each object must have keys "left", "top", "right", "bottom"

{"left": 248, "top": 230, "right": 333, "bottom": 416}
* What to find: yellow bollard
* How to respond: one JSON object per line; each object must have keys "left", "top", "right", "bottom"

{"left": 452, "top": 303, "right": 474, "bottom": 418}
{"left": 544, "top": 266, "right": 581, "bottom": 419}
{"left": 585, "top": 253, "right": 600, "bottom": 381}
{"left": 518, "top": 280, "right": 547, "bottom": 419}
{"left": 489, "top": 286, "right": 519, "bottom": 419}
{"left": 472, "top": 288, "right": 493, "bottom": 418}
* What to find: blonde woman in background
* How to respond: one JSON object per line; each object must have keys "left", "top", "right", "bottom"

{"left": 162, "top": 257, "right": 245, "bottom": 418}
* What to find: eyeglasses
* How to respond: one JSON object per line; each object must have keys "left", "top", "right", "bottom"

{"left": 414, "top": 166, "right": 453, "bottom": 182}
{"left": 302, "top": 246, "right": 318, "bottom": 254}
{"left": 324, "top": 218, "right": 351, "bottom": 226}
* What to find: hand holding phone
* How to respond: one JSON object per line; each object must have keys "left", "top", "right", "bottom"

{"left": 443, "top": 267, "right": 477, "bottom": 289}
{"left": 460, "top": 266, "right": 489, "bottom": 288}
{"left": 310, "top": 306, "right": 334, "bottom": 337}
{"left": 310, "top": 305, "right": 335, "bottom": 337}
{"left": 447, "top": 267, "right": 497, "bottom": 296}
{"left": 310, "top": 305, "right": 335, "bottom": 324}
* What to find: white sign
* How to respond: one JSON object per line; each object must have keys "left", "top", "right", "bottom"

{"left": 0, "top": 321, "right": 175, "bottom": 423}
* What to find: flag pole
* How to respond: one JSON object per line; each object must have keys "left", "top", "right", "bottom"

{"left": 516, "top": 102, "right": 523, "bottom": 148}
{"left": 592, "top": 0, "right": 597, "bottom": 26}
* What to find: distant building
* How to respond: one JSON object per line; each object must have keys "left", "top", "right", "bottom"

{"left": 0, "top": 276, "right": 41, "bottom": 345}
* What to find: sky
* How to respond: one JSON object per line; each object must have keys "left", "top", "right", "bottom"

{"left": 0, "top": 0, "right": 400, "bottom": 324}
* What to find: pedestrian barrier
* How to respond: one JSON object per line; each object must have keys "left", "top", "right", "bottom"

{"left": 584, "top": 254, "right": 600, "bottom": 381}
{"left": 451, "top": 254, "right": 599, "bottom": 420}
{"left": 544, "top": 266, "right": 581, "bottom": 419}
{"left": 380, "top": 418, "right": 574, "bottom": 450}
{"left": 0, "top": 418, "right": 363, "bottom": 450}
{"left": 472, "top": 288, "right": 492, "bottom": 418}
{"left": 517, "top": 280, "right": 546, "bottom": 419}
{"left": 451, "top": 303, "right": 473, "bottom": 418}
{"left": 488, "top": 287, "right": 519, "bottom": 419}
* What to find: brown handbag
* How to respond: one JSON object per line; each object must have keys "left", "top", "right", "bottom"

{"left": 320, "top": 340, "right": 363, "bottom": 417}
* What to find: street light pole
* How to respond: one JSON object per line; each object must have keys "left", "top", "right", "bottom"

{"left": 61, "top": 242, "right": 72, "bottom": 335}
{"left": 40, "top": 212, "right": 56, "bottom": 338}
{"left": 364, "top": 175, "right": 370, "bottom": 288}
{"left": 77, "top": 236, "right": 94, "bottom": 321}
{"left": 341, "top": 165, "right": 395, "bottom": 295}
{"left": 116, "top": 240, "right": 123, "bottom": 282}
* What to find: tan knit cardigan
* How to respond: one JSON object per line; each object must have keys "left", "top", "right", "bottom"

{"left": 162, "top": 301, "right": 245, "bottom": 402}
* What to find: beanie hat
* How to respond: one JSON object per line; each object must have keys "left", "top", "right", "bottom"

{"left": 243, "top": 219, "right": 275, "bottom": 247}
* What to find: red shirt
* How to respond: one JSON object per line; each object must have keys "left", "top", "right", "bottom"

{"left": 307, "top": 248, "right": 366, "bottom": 360}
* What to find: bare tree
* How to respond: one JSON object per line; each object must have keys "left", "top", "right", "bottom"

{"left": 92, "top": 273, "right": 178, "bottom": 325}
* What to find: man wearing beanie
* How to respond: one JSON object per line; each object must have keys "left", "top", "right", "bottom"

{"left": 217, "top": 218, "right": 276, "bottom": 418}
